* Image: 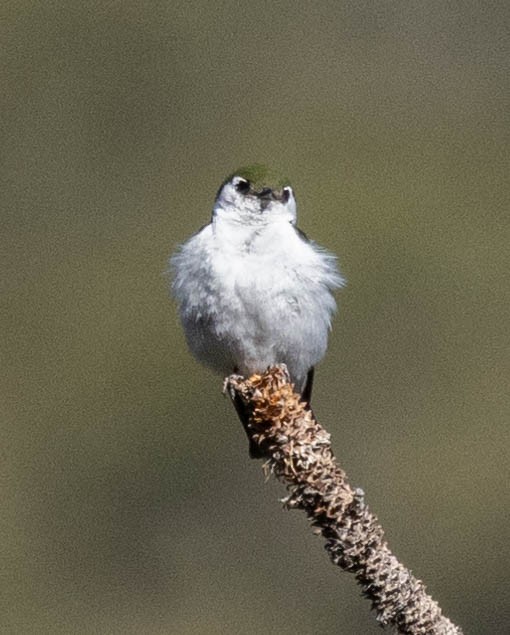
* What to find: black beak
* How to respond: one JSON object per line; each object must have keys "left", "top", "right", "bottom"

{"left": 256, "top": 187, "right": 288, "bottom": 203}
{"left": 256, "top": 187, "right": 274, "bottom": 200}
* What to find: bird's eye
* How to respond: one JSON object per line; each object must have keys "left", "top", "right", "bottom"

{"left": 235, "top": 178, "right": 250, "bottom": 194}
{"left": 282, "top": 186, "right": 291, "bottom": 203}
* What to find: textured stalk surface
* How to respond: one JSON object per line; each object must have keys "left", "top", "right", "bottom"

{"left": 227, "top": 365, "right": 463, "bottom": 635}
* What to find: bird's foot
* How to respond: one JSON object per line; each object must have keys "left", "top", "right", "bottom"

{"left": 222, "top": 373, "right": 245, "bottom": 399}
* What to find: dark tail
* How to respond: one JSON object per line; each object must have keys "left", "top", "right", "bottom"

{"left": 301, "top": 366, "right": 315, "bottom": 408}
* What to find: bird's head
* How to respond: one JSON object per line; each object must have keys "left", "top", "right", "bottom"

{"left": 213, "top": 165, "right": 297, "bottom": 225}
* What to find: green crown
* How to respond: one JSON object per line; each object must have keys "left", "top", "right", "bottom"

{"left": 227, "top": 164, "right": 290, "bottom": 190}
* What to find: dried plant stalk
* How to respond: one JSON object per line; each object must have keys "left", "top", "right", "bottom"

{"left": 226, "top": 365, "right": 463, "bottom": 635}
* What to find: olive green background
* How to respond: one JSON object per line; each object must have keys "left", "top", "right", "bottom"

{"left": 2, "top": 2, "right": 508, "bottom": 634}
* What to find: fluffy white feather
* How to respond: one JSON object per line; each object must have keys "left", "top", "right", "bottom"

{"left": 171, "top": 173, "right": 343, "bottom": 393}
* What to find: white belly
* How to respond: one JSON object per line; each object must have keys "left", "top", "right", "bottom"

{"left": 172, "top": 218, "right": 342, "bottom": 391}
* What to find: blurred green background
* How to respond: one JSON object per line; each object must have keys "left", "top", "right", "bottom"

{"left": 2, "top": 2, "right": 509, "bottom": 633}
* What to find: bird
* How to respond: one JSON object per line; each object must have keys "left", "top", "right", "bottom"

{"left": 170, "top": 164, "right": 344, "bottom": 406}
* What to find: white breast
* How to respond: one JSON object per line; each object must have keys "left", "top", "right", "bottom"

{"left": 171, "top": 216, "right": 343, "bottom": 391}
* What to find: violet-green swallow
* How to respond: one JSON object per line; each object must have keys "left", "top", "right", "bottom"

{"left": 170, "top": 165, "right": 344, "bottom": 403}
